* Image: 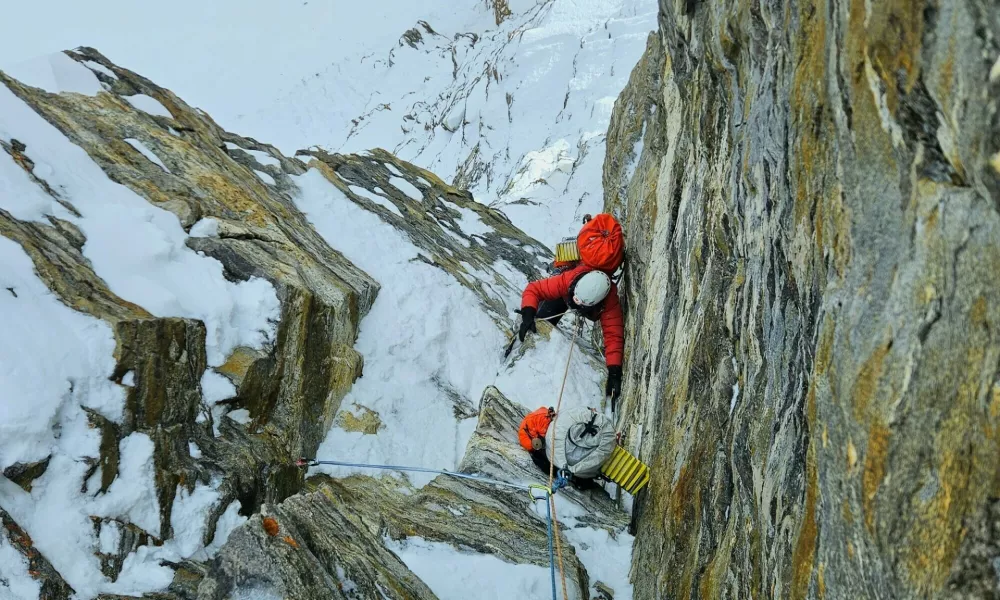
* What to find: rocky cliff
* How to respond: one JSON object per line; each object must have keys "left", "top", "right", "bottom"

{"left": 0, "top": 48, "right": 628, "bottom": 599}
{"left": 606, "top": 1, "right": 1000, "bottom": 598}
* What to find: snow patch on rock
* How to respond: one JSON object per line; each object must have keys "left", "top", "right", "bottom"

{"left": 125, "top": 138, "right": 170, "bottom": 172}
{"left": 125, "top": 94, "right": 172, "bottom": 118}
{"left": 4, "top": 51, "right": 103, "bottom": 95}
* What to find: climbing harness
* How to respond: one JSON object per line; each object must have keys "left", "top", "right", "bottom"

{"left": 297, "top": 457, "right": 569, "bottom": 600}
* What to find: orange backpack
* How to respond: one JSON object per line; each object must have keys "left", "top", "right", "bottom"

{"left": 554, "top": 213, "right": 624, "bottom": 273}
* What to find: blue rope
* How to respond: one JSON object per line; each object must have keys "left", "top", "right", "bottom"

{"left": 301, "top": 457, "right": 561, "bottom": 600}
{"left": 543, "top": 490, "right": 558, "bottom": 600}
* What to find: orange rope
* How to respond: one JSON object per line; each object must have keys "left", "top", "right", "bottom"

{"left": 547, "top": 317, "right": 581, "bottom": 600}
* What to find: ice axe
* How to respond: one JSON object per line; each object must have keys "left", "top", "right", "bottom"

{"left": 502, "top": 335, "right": 518, "bottom": 359}
{"left": 503, "top": 306, "right": 537, "bottom": 359}
{"left": 502, "top": 309, "right": 523, "bottom": 359}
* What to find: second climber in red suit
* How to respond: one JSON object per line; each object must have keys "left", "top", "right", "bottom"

{"left": 517, "top": 264, "right": 624, "bottom": 408}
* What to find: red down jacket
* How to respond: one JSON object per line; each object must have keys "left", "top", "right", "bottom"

{"left": 521, "top": 264, "right": 624, "bottom": 367}
{"left": 518, "top": 407, "right": 554, "bottom": 451}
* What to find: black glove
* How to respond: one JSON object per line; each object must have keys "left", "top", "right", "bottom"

{"left": 606, "top": 365, "right": 623, "bottom": 407}
{"left": 518, "top": 307, "right": 537, "bottom": 341}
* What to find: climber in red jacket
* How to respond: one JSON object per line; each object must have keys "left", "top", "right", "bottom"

{"left": 518, "top": 264, "right": 625, "bottom": 407}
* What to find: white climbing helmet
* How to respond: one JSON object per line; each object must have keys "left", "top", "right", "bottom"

{"left": 572, "top": 270, "right": 611, "bottom": 307}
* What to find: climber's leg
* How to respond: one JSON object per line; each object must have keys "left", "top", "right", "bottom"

{"left": 569, "top": 475, "right": 602, "bottom": 491}
{"left": 529, "top": 449, "right": 551, "bottom": 474}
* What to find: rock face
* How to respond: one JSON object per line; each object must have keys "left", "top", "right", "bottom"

{"left": 605, "top": 2, "right": 1000, "bottom": 599}
{"left": 1, "top": 48, "right": 592, "bottom": 599}
{"left": 301, "top": 147, "right": 550, "bottom": 324}
{"left": 107, "top": 388, "right": 625, "bottom": 599}
{"left": 1, "top": 52, "right": 386, "bottom": 579}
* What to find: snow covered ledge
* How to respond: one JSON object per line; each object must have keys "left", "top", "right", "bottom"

{"left": 159, "top": 387, "right": 630, "bottom": 600}
{"left": 0, "top": 48, "right": 379, "bottom": 597}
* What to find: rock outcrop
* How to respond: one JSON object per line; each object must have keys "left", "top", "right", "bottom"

{"left": 606, "top": 2, "right": 1000, "bottom": 598}
{"left": 1, "top": 48, "right": 614, "bottom": 599}
{"left": 301, "top": 147, "right": 550, "bottom": 323}
{"left": 98, "top": 388, "right": 625, "bottom": 599}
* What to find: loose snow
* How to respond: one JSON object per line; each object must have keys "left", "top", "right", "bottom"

{"left": 83, "top": 60, "right": 117, "bottom": 80}
{"left": 124, "top": 137, "right": 170, "bottom": 172}
{"left": 245, "top": 149, "right": 280, "bottom": 167}
{"left": 92, "top": 433, "right": 161, "bottom": 535}
{"left": 254, "top": 170, "right": 276, "bottom": 185}
{"left": 206, "top": 500, "right": 247, "bottom": 556}
{"left": 385, "top": 536, "right": 567, "bottom": 600}
{"left": 388, "top": 176, "right": 423, "bottom": 201}
{"left": 0, "top": 532, "right": 41, "bottom": 600}
{"left": 168, "top": 482, "right": 222, "bottom": 557}
{"left": 98, "top": 521, "right": 121, "bottom": 554}
{"left": 349, "top": 184, "right": 403, "bottom": 217}
{"left": 188, "top": 217, "right": 220, "bottom": 238}
{"left": 201, "top": 370, "right": 236, "bottom": 404}
{"left": 125, "top": 93, "right": 171, "bottom": 117}
{"left": 623, "top": 121, "right": 647, "bottom": 184}
{"left": 4, "top": 51, "right": 103, "bottom": 95}
{"left": 503, "top": 140, "right": 576, "bottom": 200}
{"left": 453, "top": 205, "right": 491, "bottom": 237}
{"left": 227, "top": 409, "right": 252, "bottom": 425}
{"left": 0, "top": 237, "right": 122, "bottom": 467}
{"left": 564, "top": 526, "right": 634, "bottom": 600}
{"left": 729, "top": 356, "right": 740, "bottom": 414}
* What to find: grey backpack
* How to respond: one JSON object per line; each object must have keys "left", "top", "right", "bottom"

{"left": 545, "top": 407, "right": 616, "bottom": 478}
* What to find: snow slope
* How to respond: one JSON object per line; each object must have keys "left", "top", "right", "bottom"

{"left": 0, "top": 0, "right": 463, "bottom": 133}
{"left": 296, "top": 168, "right": 605, "bottom": 487}
{"left": 3, "top": 0, "right": 656, "bottom": 247}
{"left": 294, "top": 166, "right": 627, "bottom": 599}
{"left": 386, "top": 536, "right": 556, "bottom": 600}
{"left": 240, "top": 0, "right": 658, "bottom": 245}
{"left": 1, "top": 0, "right": 655, "bottom": 597}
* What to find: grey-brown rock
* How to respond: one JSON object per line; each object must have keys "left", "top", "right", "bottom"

{"left": 1, "top": 47, "right": 582, "bottom": 598}
{"left": 0, "top": 47, "right": 382, "bottom": 589}
{"left": 114, "top": 387, "right": 623, "bottom": 600}
{"left": 2, "top": 457, "right": 50, "bottom": 493}
{"left": 300, "top": 147, "right": 552, "bottom": 323}
{"left": 605, "top": 1, "right": 1000, "bottom": 598}
{"left": 0, "top": 507, "right": 75, "bottom": 599}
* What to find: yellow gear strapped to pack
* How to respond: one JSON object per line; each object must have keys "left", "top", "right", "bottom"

{"left": 554, "top": 238, "right": 581, "bottom": 264}
{"left": 600, "top": 446, "right": 650, "bottom": 494}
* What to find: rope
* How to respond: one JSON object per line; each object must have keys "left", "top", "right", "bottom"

{"left": 299, "top": 458, "right": 565, "bottom": 600}
{"left": 529, "top": 485, "right": 559, "bottom": 600}
{"left": 534, "top": 310, "right": 568, "bottom": 323}
{"left": 546, "top": 316, "right": 581, "bottom": 600}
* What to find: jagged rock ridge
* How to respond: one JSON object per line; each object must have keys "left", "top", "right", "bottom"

{"left": 0, "top": 48, "right": 622, "bottom": 600}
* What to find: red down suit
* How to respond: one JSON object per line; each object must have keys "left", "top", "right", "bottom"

{"left": 520, "top": 264, "right": 624, "bottom": 367}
